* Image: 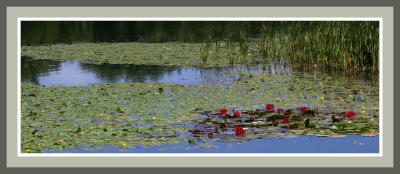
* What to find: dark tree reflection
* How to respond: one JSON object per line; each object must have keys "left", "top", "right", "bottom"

{"left": 80, "top": 63, "right": 181, "bottom": 84}
{"left": 21, "top": 21, "right": 280, "bottom": 45}
{"left": 21, "top": 56, "right": 62, "bottom": 84}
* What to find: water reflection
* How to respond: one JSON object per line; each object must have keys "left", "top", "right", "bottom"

{"left": 21, "top": 57, "right": 62, "bottom": 84}
{"left": 22, "top": 21, "right": 280, "bottom": 45}
{"left": 21, "top": 57, "right": 377, "bottom": 87}
{"left": 22, "top": 57, "right": 274, "bottom": 86}
{"left": 80, "top": 63, "right": 178, "bottom": 84}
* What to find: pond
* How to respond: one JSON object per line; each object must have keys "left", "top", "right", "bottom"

{"left": 20, "top": 21, "right": 380, "bottom": 154}
{"left": 21, "top": 56, "right": 380, "bottom": 153}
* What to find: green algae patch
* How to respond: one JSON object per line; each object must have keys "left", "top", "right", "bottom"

{"left": 21, "top": 42, "right": 263, "bottom": 66}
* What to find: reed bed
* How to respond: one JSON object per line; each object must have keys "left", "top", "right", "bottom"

{"left": 285, "top": 21, "right": 379, "bottom": 74}
{"left": 200, "top": 21, "right": 379, "bottom": 74}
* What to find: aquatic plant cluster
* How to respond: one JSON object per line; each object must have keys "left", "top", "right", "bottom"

{"left": 190, "top": 105, "right": 378, "bottom": 143}
{"left": 22, "top": 21, "right": 379, "bottom": 74}
{"left": 21, "top": 67, "right": 379, "bottom": 152}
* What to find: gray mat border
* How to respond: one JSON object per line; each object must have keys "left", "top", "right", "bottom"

{"left": 1, "top": 0, "right": 398, "bottom": 173}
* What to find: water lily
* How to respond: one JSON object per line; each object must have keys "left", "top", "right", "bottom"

{"left": 281, "top": 118, "right": 290, "bottom": 124}
{"left": 233, "top": 110, "right": 242, "bottom": 117}
{"left": 300, "top": 107, "right": 308, "bottom": 112}
{"left": 346, "top": 111, "right": 356, "bottom": 118}
{"left": 219, "top": 108, "right": 228, "bottom": 115}
{"left": 277, "top": 108, "right": 284, "bottom": 113}
{"left": 235, "top": 127, "right": 246, "bottom": 136}
{"left": 266, "top": 104, "right": 275, "bottom": 110}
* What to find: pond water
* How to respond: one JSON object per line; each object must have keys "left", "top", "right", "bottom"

{"left": 22, "top": 56, "right": 375, "bottom": 87}
{"left": 21, "top": 56, "right": 380, "bottom": 153}
{"left": 22, "top": 56, "right": 286, "bottom": 86}
{"left": 45, "top": 135, "right": 378, "bottom": 153}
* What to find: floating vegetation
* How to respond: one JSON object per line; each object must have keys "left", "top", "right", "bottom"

{"left": 21, "top": 42, "right": 250, "bottom": 66}
{"left": 188, "top": 107, "right": 378, "bottom": 145}
{"left": 21, "top": 67, "right": 379, "bottom": 153}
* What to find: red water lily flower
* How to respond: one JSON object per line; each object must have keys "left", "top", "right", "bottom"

{"left": 300, "top": 107, "right": 308, "bottom": 112}
{"left": 281, "top": 118, "right": 290, "bottom": 124}
{"left": 277, "top": 108, "right": 284, "bottom": 113}
{"left": 266, "top": 104, "right": 275, "bottom": 110}
{"left": 235, "top": 127, "right": 246, "bottom": 136}
{"left": 346, "top": 111, "right": 356, "bottom": 118}
{"left": 233, "top": 110, "right": 242, "bottom": 117}
{"left": 219, "top": 108, "right": 228, "bottom": 115}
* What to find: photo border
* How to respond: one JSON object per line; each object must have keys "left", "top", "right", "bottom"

{"left": 16, "top": 17, "right": 384, "bottom": 158}
{"left": 6, "top": 6, "right": 394, "bottom": 168}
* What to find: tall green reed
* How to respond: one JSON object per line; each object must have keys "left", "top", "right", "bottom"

{"left": 195, "top": 21, "right": 378, "bottom": 74}
{"left": 284, "top": 21, "right": 379, "bottom": 73}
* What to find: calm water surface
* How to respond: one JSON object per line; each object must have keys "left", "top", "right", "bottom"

{"left": 22, "top": 57, "right": 286, "bottom": 86}
{"left": 22, "top": 57, "right": 375, "bottom": 87}
{"left": 45, "top": 135, "right": 378, "bottom": 153}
